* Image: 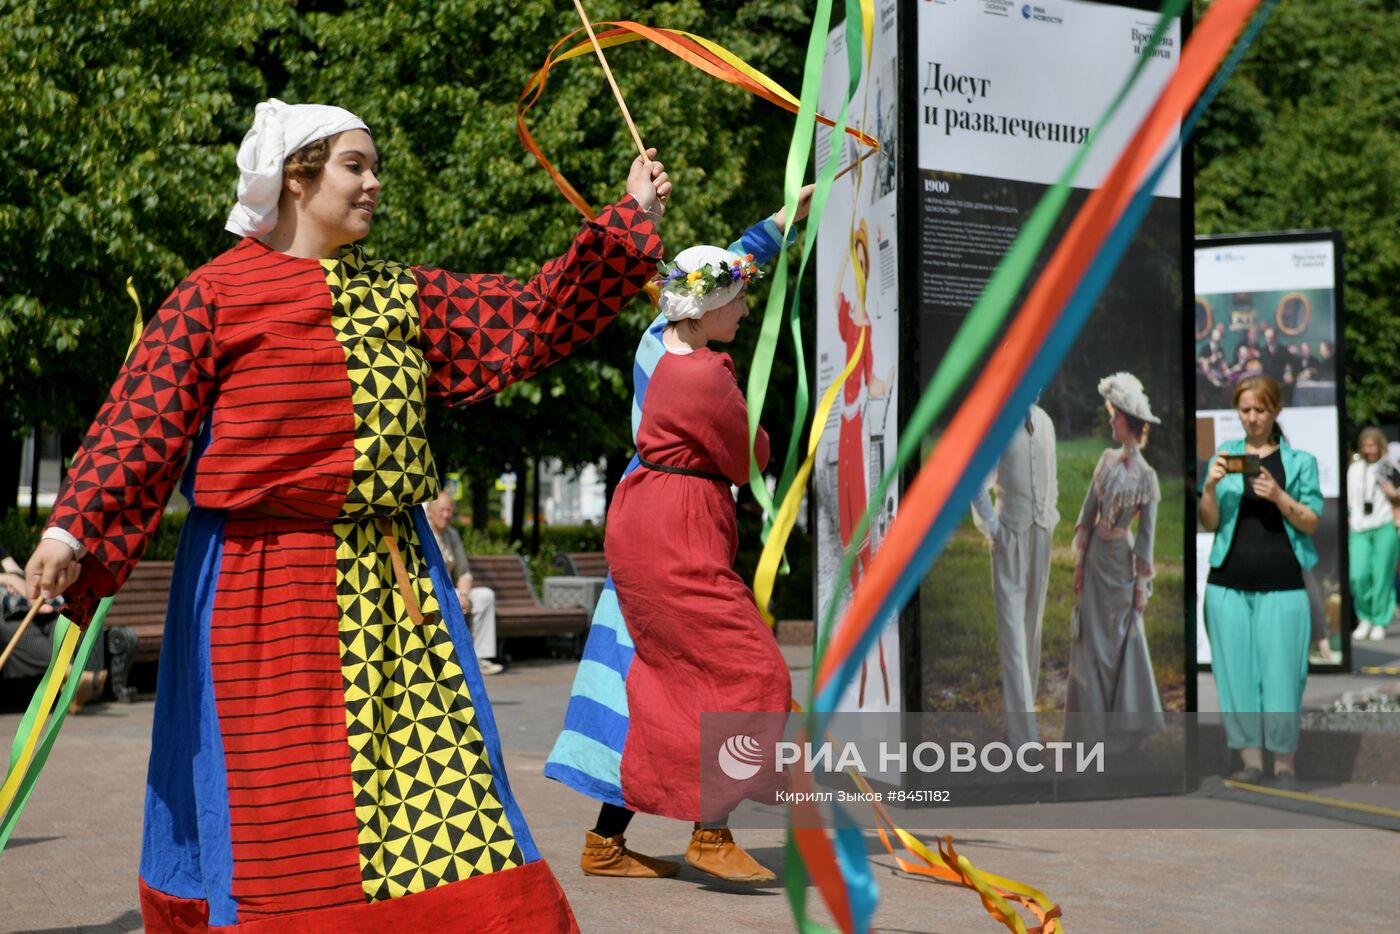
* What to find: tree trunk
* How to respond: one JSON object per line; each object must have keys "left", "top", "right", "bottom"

{"left": 28, "top": 422, "right": 41, "bottom": 525}
{"left": 470, "top": 469, "right": 492, "bottom": 532}
{"left": 509, "top": 463, "right": 525, "bottom": 545}
{"left": 60, "top": 428, "right": 82, "bottom": 486}
{"left": 0, "top": 412, "right": 17, "bottom": 522}
{"left": 603, "top": 451, "right": 627, "bottom": 516}
{"left": 529, "top": 455, "right": 542, "bottom": 555}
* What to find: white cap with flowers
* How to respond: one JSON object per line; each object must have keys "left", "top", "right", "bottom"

{"left": 655, "top": 245, "right": 761, "bottom": 322}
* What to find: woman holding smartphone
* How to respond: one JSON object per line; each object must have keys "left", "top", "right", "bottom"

{"left": 1199, "top": 374, "right": 1322, "bottom": 789}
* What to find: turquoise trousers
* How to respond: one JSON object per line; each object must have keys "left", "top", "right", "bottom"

{"left": 1204, "top": 584, "right": 1310, "bottom": 753}
{"left": 1349, "top": 523, "right": 1399, "bottom": 629}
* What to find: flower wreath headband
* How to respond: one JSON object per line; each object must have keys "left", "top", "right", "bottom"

{"left": 655, "top": 253, "right": 762, "bottom": 300}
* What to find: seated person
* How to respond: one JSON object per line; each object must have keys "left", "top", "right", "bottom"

{"left": 1, "top": 542, "right": 108, "bottom": 711}
{"left": 425, "top": 491, "right": 503, "bottom": 674}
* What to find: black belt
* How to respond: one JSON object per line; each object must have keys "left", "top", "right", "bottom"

{"left": 638, "top": 455, "right": 730, "bottom": 484}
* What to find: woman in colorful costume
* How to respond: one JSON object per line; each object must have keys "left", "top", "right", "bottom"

{"left": 1064, "top": 372, "right": 1165, "bottom": 746}
{"left": 545, "top": 194, "right": 811, "bottom": 885}
{"left": 24, "top": 99, "right": 668, "bottom": 932}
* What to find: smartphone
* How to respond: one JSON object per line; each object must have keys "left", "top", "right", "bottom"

{"left": 1224, "top": 453, "right": 1261, "bottom": 475}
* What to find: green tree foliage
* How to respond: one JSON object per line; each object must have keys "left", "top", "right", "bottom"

{"left": 1194, "top": 0, "right": 1399, "bottom": 428}
{"left": 2, "top": 0, "right": 817, "bottom": 521}
{"left": 0, "top": 0, "right": 293, "bottom": 431}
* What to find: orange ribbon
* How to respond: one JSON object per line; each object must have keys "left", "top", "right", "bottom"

{"left": 787, "top": 700, "right": 1062, "bottom": 932}
{"left": 517, "top": 21, "right": 878, "bottom": 221}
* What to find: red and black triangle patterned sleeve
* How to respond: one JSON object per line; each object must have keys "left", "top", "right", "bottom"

{"left": 415, "top": 194, "right": 663, "bottom": 407}
{"left": 46, "top": 279, "right": 217, "bottom": 625}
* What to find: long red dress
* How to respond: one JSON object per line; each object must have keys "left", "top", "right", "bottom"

{"left": 603, "top": 347, "right": 791, "bottom": 821}
{"left": 836, "top": 291, "right": 874, "bottom": 590}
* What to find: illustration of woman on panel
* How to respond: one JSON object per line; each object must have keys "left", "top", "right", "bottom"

{"left": 833, "top": 218, "right": 894, "bottom": 706}
{"left": 1064, "top": 372, "right": 1165, "bottom": 744}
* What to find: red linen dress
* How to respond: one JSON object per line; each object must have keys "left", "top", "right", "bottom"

{"left": 604, "top": 348, "right": 791, "bottom": 820}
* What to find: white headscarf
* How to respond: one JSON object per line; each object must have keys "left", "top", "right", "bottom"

{"left": 659, "top": 245, "right": 749, "bottom": 322}
{"left": 224, "top": 99, "right": 369, "bottom": 239}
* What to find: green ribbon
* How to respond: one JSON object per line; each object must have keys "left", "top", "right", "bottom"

{"left": 0, "top": 599, "right": 114, "bottom": 851}
{"left": 747, "top": 0, "right": 869, "bottom": 538}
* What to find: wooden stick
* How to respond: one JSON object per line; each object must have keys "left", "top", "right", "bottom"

{"left": 571, "top": 0, "right": 649, "bottom": 161}
{"left": 832, "top": 145, "right": 879, "bottom": 182}
{"left": 0, "top": 600, "right": 43, "bottom": 674}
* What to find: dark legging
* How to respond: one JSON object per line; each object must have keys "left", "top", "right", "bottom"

{"left": 593, "top": 803, "right": 634, "bottom": 838}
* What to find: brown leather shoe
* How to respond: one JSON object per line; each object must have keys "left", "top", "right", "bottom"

{"left": 580, "top": 831, "right": 680, "bottom": 878}
{"left": 685, "top": 826, "right": 776, "bottom": 884}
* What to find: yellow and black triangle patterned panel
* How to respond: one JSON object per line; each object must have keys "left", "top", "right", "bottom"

{"left": 324, "top": 251, "right": 439, "bottom": 516}
{"left": 334, "top": 513, "right": 523, "bottom": 900}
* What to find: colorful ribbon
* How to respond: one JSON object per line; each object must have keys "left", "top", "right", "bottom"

{"left": 750, "top": 0, "right": 874, "bottom": 624}
{"left": 788, "top": 699, "right": 1059, "bottom": 933}
{"left": 0, "top": 601, "right": 113, "bottom": 851}
{"left": 794, "top": 2, "right": 1271, "bottom": 930}
{"left": 125, "top": 277, "right": 144, "bottom": 358}
{"left": 787, "top": 0, "right": 1194, "bottom": 914}
{"left": 813, "top": 0, "right": 1189, "bottom": 662}
{"left": 0, "top": 281, "right": 143, "bottom": 851}
{"left": 815, "top": 0, "right": 1262, "bottom": 712}
{"left": 745, "top": 1, "right": 875, "bottom": 527}
{"left": 515, "top": 15, "right": 879, "bottom": 593}
{"left": 516, "top": 10, "right": 883, "bottom": 622}
{"left": 755, "top": 329, "right": 865, "bottom": 628}
{"left": 517, "top": 21, "right": 876, "bottom": 222}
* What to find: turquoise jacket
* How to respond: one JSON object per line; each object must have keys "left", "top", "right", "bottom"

{"left": 1204, "top": 438, "right": 1323, "bottom": 571}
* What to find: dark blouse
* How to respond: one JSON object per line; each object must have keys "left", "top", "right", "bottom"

{"left": 1208, "top": 449, "right": 1305, "bottom": 591}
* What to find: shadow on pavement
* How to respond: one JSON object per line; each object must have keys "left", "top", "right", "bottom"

{"left": 16, "top": 908, "right": 143, "bottom": 933}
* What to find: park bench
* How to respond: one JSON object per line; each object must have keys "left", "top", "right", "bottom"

{"left": 97, "top": 554, "right": 594, "bottom": 683}
{"left": 99, "top": 559, "right": 173, "bottom": 701}
{"left": 105, "top": 560, "right": 173, "bottom": 665}
{"left": 466, "top": 554, "right": 589, "bottom": 649}
{"left": 552, "top": 551, "right": 609, "bottom": 579}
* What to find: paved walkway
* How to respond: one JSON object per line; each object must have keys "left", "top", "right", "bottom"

{"left": 1198, "top": 625, "right": 1400, "bottom": 712}
{"left": 3, "top": 646, "right": 1398, "bottom": 933}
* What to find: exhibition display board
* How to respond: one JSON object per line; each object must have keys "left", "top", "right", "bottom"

{"left": 1193, "top": 231, "right": 1348, "bottom": 671}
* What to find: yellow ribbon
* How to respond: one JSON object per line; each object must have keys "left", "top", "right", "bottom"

{"left": 124, "top": 277, "right": 143, "bottom": 362}
{"left": 754, "top": 329, "right": 865, "bottom": 628}
{"left": 3, "top": 280, "right": 144, "bottom": 817}
{"left": 0, "top": 625, "right": 80, "bottom": 816}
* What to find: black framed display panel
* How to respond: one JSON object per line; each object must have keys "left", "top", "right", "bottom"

{"left": 1193, "top": 229, "right": 1349, "bottom": 677}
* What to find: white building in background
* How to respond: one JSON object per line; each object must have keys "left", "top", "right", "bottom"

{"left": 16, "top": 429, "right": 63, "bottom": 509}
{"left": 16, "top": 428, "right": 188, "bottom": 514}
{"left": 541, "top": 458, "right": 607, "bottom": 526}
{"left": 497, "top": 459, "right": 608, "bottom": 527}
